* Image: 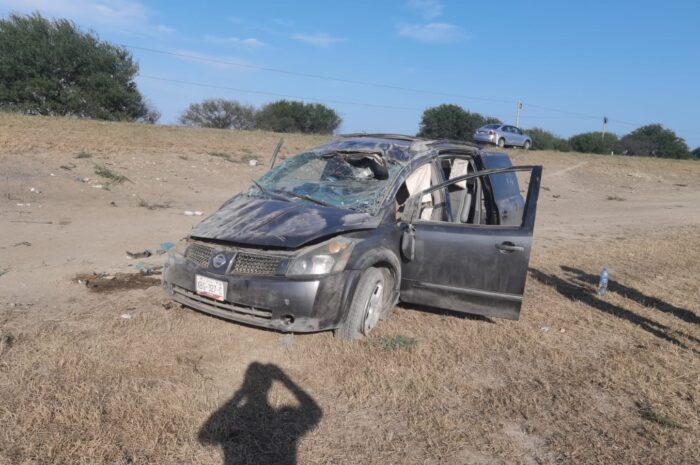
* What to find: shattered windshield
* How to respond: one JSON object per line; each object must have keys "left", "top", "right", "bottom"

{"left": 250, "top": 151, "right": 401, "bottom": 213}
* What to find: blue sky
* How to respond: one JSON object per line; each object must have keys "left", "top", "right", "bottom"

{"left": 1, "top": 0, "right": 698, "bottom": 147}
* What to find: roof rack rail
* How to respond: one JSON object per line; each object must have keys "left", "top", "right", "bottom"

{"left": 427, "top": 139, "right": 480, "bottom": 148}
{"left": 337, "top": 133, "right": 423, "bottom": 142}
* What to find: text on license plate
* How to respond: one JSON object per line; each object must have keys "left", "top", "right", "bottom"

{"left": 195, "top": 275, "right": 227, "bottom": 302}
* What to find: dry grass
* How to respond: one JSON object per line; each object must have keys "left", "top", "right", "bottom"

{"left": 0, "top": 114, "right": 699, "bottom": 465}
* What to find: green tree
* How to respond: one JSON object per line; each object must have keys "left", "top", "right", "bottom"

{"left": 417, "top": 104, "right": 495, "bottom": 141}
{"left": 691, "top": 147, "right": 700, "bottom": 160}
{"left": 526, "top": 127, "right": 570, "bottom": 151}
{"left": 618, "top": 124, "right": 690, "bottom": 159}
{"left": 0, "top": 13, "right": 148, "bottom": 120}
{"left": 179, "top": 99, "right": 256, "bottom": 129}
{"left": 568, "top": 131, "right": 619, "bottom": 154}
{"left": 255, "top": 100, "right": 341, "bottom": 134}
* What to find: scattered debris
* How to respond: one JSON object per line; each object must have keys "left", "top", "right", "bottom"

{"left": 29, "top": 187, "right": 42, "bottom": 194}
{"left": 94, "top": 164, "right": 129, "bottom": 184}
{"left": 606, "top": 195, "right": 626, "bottom": 201}
{"left": 126, "top": 242, "right": 174, "bottom": 259}
{"left": 560, "top": 328, "right": 566, "bottom": 333}
{"left": 541, "top": 326, "right": 550, "bottom": 332}
{"left": 13, "top": 241, "right": 31, "bottom": 247}
{"left": 126, "top": 249, "right": 153, "bottom": 259}
{"left": 74, "top": 272, "right": 160, "bottom": 292}
{"left": 120, "top": 313, "right": 132, "bottom": 320}
{"left": 184, "top": 210, "right": 203, "bottom": 216}
{"left": 0, "top": 334, "right": 14, "bottom": 348}
{"left": 162, "top": 301, "right": 174, "bottom": 310}
{"left": 110, "top": 201, "right": 117, "bottom": 207}
{"left": 280, "top": 333, "right": 294, "bottom": 348}
{"left": 75, "top": 151, "right": 92, "bottom": 159}
{"left": 674, "top": 183, "right": 687, "bottom": 187}
{"left": 138, "top": 198, "right": 170, "bottom": 210}
{"left": 208, "top": 152, "right": 234, "bottom": 162}
{"left": 10, "top": 220, "right": 53, "bottom": 224}
{"left": 16, "top": 203, "right": 31, "bottom": 207}
{"left": 248, "top": 159, "right": 259, "bottom": 166}
{"left": 135, "top": 263, "right": 163, "bottom": 276}
{"left": 0, "top": 269, "right": 7, "bottom": 278}
{"left": 60, "top": 163, "right": 77, "bottom": 171}
{"left": 75, "top": 176, "right": 89, "bottom": 183}
{"left": 92, "top": 184, "right": 104, "bottom": 189}
{"left": 552, "top": 194, "right": 561, "bottom": 199}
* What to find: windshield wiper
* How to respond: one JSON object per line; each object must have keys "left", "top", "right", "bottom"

{"left": 278, "top": 189, "right": 335, "bottom": 208}
{"left": 251, "top": 180, "right": 290, "bottom": 202}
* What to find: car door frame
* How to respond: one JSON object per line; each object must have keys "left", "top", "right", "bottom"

{"left": 399, "top": 165, "right": 542, "bottom": 319}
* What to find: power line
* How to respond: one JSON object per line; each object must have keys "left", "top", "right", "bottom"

{"left": 136, "top": 74, "right": 426, "bottom": 112}
{"left": 124, "top": 44, "right": 516, "bottom": 105}
{"left": 137, "top": 73, "right": 615, "bottom": 124}
{"left": 127, "top": 44, "right": 646, "bottom": 128}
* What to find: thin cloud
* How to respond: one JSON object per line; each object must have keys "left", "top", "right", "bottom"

{"left": 204, "top": 35, "right": 265, "bottom": 48}
{"left": 291, "top": 32, "right": 345, "bottom": 48}
{"left": 397, "top": 22, "right": 466, "bottom": 43}
{"left": 0, "top": 0, "right": 174, "bottom": 37}
{"left": 407, "top": 0, "right": 444, "bottom": 20}
{"left": 171, "top": 49, "right": 256, "bottom": 71}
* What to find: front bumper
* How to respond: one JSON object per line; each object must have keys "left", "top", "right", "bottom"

{"left": 162, "top": 251, "right": 359, "bottom": 333}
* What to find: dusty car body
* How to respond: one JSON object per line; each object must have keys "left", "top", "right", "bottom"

{"left": 162, "top": 134, "right": 542, "bottom": 339}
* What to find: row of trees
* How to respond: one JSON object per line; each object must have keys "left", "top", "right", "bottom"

{"left": 418, "top": 104, "right": 697, "bottom": 160}
{"left": 179, "top": 99, "right": 341, "bottom": 134}
{"left": 1, "top": 14, "right": 696, "bottom": 156}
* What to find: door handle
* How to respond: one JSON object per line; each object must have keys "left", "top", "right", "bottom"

{"left": 496, "top": 241, "right": 524, "bottom": 253}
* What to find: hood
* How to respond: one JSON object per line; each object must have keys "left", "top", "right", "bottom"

{"left": 190, "top": 194, "right": 381, "bottom": 248}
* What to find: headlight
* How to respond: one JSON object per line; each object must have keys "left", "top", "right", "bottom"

{"left": 287, "top": 237, "right": 356, "bottom": 277}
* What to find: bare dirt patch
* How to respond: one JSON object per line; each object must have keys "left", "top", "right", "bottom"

{"left": 74, "top": 272, "right": 161, "bottom": 292}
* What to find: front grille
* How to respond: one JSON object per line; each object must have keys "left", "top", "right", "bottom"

{"left": 186, "top": 243, "right": 213, "bottom": 267}
{"left": 231, "top": 253, "right": 283, "bottom": 276}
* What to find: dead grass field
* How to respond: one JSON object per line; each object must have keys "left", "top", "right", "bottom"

{"left": 1, "top": 113, "right": 699, "bottom": 464}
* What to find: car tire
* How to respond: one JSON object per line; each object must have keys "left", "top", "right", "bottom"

{"left": 523, "top": 140, "right": 531, "bottom": 150}
{"left": 335, "top": 267, "right": 386, "bottom": 340}
{"left": 497, "top": 138, "right": 506, "bottom": 148}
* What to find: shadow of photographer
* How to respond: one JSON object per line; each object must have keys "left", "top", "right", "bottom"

{"left": 199, "top": 362, "right": 322, "bottom": 465}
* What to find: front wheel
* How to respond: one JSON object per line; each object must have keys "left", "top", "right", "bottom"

{"left": 497, "top": 138, "right": 506, "bottom": 148}
{"left": 523, "top": 140, "right": 531, "bottom": 150}
{"left": 335, "top": 267, "right": 386, "bottom": 340}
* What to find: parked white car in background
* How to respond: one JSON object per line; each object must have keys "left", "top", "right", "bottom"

{"left": 474, "top": 124, "right": 532, "bottom": 149}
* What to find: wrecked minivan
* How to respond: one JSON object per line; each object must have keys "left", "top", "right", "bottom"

{"left": 163, "top": 134, "right": 542, "bottom": 339}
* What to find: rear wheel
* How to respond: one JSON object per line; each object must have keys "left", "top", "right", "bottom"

{"left": 497, "top": 138, "right": 506, "bottom": 148}
{"left": 335, "top": 267, "right": 386, "bottom": 340}
{"left": 523, "top": 140, "right": 531, "bottom": 150}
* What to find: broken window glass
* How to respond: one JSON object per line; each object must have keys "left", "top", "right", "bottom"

{"left": 251, "top": 151, "right": 400, "bottom": 213}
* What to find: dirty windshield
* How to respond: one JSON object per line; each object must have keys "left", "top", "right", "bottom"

{"left": 252, "top": 151, "right": 400, "bottom": 212}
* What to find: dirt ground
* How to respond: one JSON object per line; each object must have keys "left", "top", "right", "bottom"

{"left": 1, "top": 113, "right": 698, "bottom": 465}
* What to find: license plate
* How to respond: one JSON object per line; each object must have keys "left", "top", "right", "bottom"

{"left": 195, "top": 275, "right": 227, "bottom": 302}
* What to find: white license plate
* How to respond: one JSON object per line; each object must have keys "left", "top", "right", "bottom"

{"left": 195, "top": 275, "right": 227, "bottom": 302}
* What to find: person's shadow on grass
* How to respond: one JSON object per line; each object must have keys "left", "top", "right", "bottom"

{"left": 199, "top": 362, "right": 322, "bottom": 465}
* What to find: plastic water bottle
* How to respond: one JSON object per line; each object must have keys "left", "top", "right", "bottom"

{"left": 597, "top": 266, "right": 609, "bottom": 296}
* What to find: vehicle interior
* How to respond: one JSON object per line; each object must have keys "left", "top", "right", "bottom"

{"left": 395, "top": 154, "right": 498, "bottom": 225}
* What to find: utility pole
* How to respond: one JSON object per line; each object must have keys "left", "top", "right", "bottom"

{"left": 515, "top": 101, "right": 523, "bottom": 127}
{"left": 602, "top": 116, "right": 608, "bottom": 141}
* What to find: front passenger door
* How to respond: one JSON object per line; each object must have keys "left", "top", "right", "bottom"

{"left": 400, "top": 166, "right": 542, "bottom": 320}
